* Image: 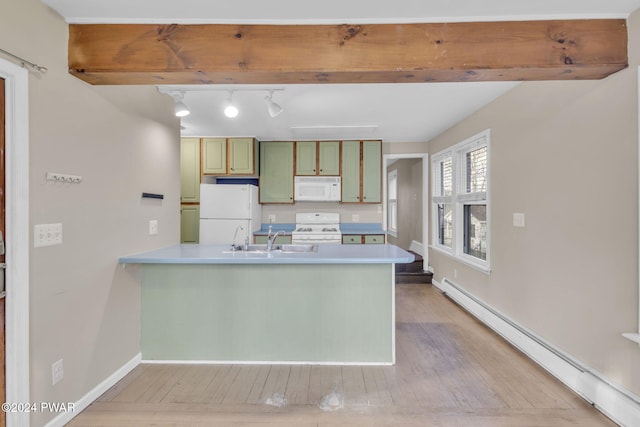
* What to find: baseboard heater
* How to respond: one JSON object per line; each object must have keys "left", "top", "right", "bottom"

{"left": 434, "top": 277, "right": 640, "bottom": 427}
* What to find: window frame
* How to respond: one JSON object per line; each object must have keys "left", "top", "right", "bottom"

{"left": 431, "top": 129, "right": 491, "bottom": 273}
{"left": 387, "top": 169, "right": 398, "bottom": 237}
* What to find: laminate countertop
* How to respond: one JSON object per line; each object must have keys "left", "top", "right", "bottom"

{"left": 119, "top": 243, "right": 414, "bottom": 265}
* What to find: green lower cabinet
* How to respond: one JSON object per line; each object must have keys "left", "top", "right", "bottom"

{"left": 365, "top": 234, "right": 385, "bottom": 244}
{"left": 180, "top": 205, "right": 200, "bottom": 243}
{"left": 342, "top": 234, "right": 386, "bottom": 244}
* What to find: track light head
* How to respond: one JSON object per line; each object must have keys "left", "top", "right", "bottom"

{"left": 224, "top": 91, "right": 239, "bottom": 118}
{"left": 265, "top": 91, "right": 283, "bottom": 118}
{"left": 173, "top": 91, "right": 190, "bottom": 117}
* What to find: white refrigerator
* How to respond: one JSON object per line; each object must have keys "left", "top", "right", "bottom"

{"left": 199, "top": 184, "right": 262, "bottom": 245}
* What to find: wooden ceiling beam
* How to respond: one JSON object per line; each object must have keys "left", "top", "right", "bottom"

{"left": 68, "top": 20, "right": 628, "bottom": 85}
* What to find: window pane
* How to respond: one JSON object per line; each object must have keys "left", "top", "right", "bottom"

{"left": 439, "top": 157, "right": 452, "bottom": 197}
{"left": 437, "top": 203, "right": 453, "bottom": 248}
{"left": 465, "top": 146, "right": 487, "bottom": 193}
{"left": 464, "top": 204, "right": 487, "bottom": 260}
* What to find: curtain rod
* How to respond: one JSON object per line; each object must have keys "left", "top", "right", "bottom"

{"left": 0, "top": 48, "right": 48, "bottom": 74}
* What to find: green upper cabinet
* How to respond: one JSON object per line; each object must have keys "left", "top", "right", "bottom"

{"left": 341, "top": 140, "right": 382, "bottom": 203}
{"left": 260, "top": 141, "right": 294, "bottom": 203}
{"left": 228, "top": 138, "right": 255, "bottom": 174}
{"left": 296, "top": 140, "right": 340, "bottom": 176}
{"left": 296, "top": 141, "right": 317, "bottom": 175}
{"left": 318, "top": 141, "right": 340, "bottom": 175}
{"left": 202, "top": 137, "right": 257, "bottom": 175}
{"left": 362, "top": 140, "right": 382, "bottom": 203}
{"left": 202, "top": 138, "right": 227, "bottom": 174}
{"left": 180, "top": 138, "right": 201, "bottom": 203}
{"left": 341, "top": 140, "right": 361, "bottom": 203}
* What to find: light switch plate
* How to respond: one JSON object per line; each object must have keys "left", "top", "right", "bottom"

{"left": 34, "top": 223, "right": 62, "bottom": 247}
{"left": 149, "top": 220, "right": 159, "bottom": 235}
{"left": 513, "top": 213, "right": 525, "bottom": 228}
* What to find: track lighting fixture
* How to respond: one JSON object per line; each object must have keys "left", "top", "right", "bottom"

{"left": 224, "top": 91, "right": 239, "bottom": 118}
{"left": 173, "top": 91, "right": 190, "bottom": 117}
{"left": 264, "top": 90, "right": 283, "bottom": 118}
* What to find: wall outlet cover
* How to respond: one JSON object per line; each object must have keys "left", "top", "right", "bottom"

{"left": 149, "top": 220, "right": 159, "bottom": 235}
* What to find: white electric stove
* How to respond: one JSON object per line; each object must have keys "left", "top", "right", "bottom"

{"left": 291, "top": 212, "right": 342, "bottom": 244}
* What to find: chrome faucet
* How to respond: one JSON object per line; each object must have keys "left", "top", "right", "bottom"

{"left": 231, "top": 225, "right": 244, "bottom": 251}
{"left": 266, "top": 225, "right": 281, "bottom": 251}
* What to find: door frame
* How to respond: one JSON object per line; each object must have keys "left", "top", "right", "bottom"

{"left": 382, "top": 153, "right": 429, "bottom": 264}
{"left": 0, "top": 57, "right": 30, "bottom": 427}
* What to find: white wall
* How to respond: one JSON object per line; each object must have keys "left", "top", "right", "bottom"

{"left": 427, "top": 10, "right": 640, "bottom": 397}
{"left": 1, "top": 1, "right": 180, "bottom": 425}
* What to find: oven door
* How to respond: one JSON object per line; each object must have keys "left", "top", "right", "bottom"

{"left": 291, "top": 234, "right": 342, "bottom": 244}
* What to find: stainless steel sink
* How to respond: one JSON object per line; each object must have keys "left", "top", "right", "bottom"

{"left": 226, "top": 244, "right": 318, "bottom": 253}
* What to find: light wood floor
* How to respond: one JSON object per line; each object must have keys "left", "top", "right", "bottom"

{"left": 68, "top": 284, "right": 616, "bottom": 427}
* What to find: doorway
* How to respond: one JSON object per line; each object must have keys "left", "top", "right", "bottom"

{"left": 382, "top": 153, "right": 429, "bottom": 263}
{"left": 0, "top": 57, "right": 30, "bottom": 427}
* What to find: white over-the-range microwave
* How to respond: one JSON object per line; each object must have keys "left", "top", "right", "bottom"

{"left": 294, "top": 176, "right": 341, "bottom": 202}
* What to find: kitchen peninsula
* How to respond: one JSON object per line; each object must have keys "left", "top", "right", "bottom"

{"left": 120, "top": 244, "right": 413, "bottom": 364}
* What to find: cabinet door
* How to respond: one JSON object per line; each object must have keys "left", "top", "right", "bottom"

{"left": 364, "top": 234, "right": 385, "bottom": 244}
{"left": 296, "top": 141, "right": 317, "bottom": 175}
{"left": 180, "top": 205, "right": 200, "bottom": 243}
{"left": 342, "top": 235, "right": 362, "bottom": 244}
{"left": 318, "top": 141, "right": 340, "bottom": 175}
{"left": 180, "top": 138, "right": 200, "bottom": 203}
{"left": 362, "top": 140, "right": 382, "bottom": 203}
{"left": 202, "top": 138, "right": 227, "bottom": 174}
{"left": 341, "top": 140, "right": 361, "bottom": 203}
{"left": 229, "top": 138, "right": 255, "bottom": 175}
{"left": 260, "top": 142, "right": 294, "bottom": 203}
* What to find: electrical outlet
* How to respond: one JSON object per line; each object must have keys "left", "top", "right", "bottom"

{"left": 34, "top": 223, "right": 62, "bottom": 247}
{"left": 149, "top": 220, "right": 158, "bottom": 235}
{"left": 352, "top": 214, "right": 360, "bottom": 222}
{"left": 52, "top": 359, "right": 63, "bottom": 385}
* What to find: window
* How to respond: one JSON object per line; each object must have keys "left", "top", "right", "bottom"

{"left": 387, "top": 169, "right": 398, "bottom": 236}
{"left": 431, "top": 130, "right": 490, "bottom": 270}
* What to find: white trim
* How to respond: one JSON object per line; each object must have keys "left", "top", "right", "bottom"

{"left": 60, "top": 14, "right": 632, "bottom": 25}
{"left": 44, "top": 353, "right": 142, "bottom": 427}
{"left": 434, "top": 277, "right": 640, "bottom": 427}
{"left": 625, "top": 66, "right": 640, "bottom": 345}
{"left": 409, "top": 240, "right": 423, "bottom": 256}
{"left": 142, "top": 359, "right": 394, "bottom": 366}
{"left": 0, "top": 58, "right": 30, "bottom": 427}
{"left": 382, "top": 152, "right": 429, "bottom": 268}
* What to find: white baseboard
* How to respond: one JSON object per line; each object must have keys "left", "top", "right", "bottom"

{"left": 409, "top": 240, "right": 423, "bottom": 256}
{"left": 44, "top": 353, "right": 142, "bottom": 427}
{"left": 433, "top": 277, "right": 640, "bottom": 427}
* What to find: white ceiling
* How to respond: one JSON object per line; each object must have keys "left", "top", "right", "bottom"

{"left": 43, "top": 0, "right": 640, "bottom": 142}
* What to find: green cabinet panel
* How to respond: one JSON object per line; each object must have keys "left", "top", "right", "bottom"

{"left": 180, "top": 205, "right": 200, "bottom": 243}
{"left": 343, "top": 234, "right": 386, "bottom": 244}
{"left": 180, "top": 138, "right": 200, "bottom": 203}
{"left": 228, "top": 138, "right": 256, "bottom": 175}
{"left": 296, "top": 141, "right": 317, "bottom": 175}
{"left": 342, "top": 235, "right": 362, "bottom": 244}
{"left": 202, "top": 138, "right": 227, "bottom": 174}
{"left": 341, "top": 140, "right": 381, "bottom": 203}
{"left": 341, "top": 140, "right": 361, "bottom": 203}
{"left": 362, "top": 140, "right": 382, "bottom": 203}
{"left": 260, "top": 141, "right": 294, "bottom": 203}
{"left": 364, "top": 234, "right": 385, "bottom": 244}
{"left": 318, "top": 141, "right": 340, "bottom": 175}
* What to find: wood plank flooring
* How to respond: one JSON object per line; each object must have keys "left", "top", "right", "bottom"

{"left": 67, "top": 284, "right": 617, "bottom": 426}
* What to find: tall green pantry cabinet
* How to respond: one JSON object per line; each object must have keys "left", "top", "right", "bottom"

{"left": 180, "top": 138, "right": 200, "bottom": 243}
{"left": 260, "top": 141, "right": 294, "bottom": 203}
{"left": 341, "top": 140, "right": 382, "bottom": 203}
